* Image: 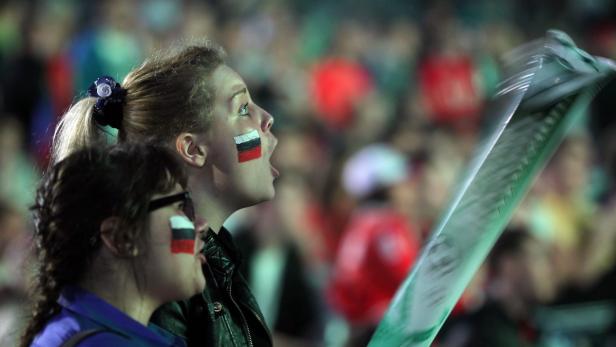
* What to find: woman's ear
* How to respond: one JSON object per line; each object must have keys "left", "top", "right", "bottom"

{"left": 100, "top": 217, "right": 140, "bottom": 257}
{"left": 175, "top": 133, "right": 208, "bottom": 168}
{"left": 100, "top": 217, "right": 122, "bottom": 255}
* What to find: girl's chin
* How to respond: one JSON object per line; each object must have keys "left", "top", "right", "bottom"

{"left": 230, "top": 183, "right": 276, "bottom": 209}
{"left": 246, "top": 194, "right": 274, "bottom": 207}
{"left": 258, "top": 186, "right": 276, "bottom": 202}
{"left": 196, "top": 279, "right": 206, "bottom": 293}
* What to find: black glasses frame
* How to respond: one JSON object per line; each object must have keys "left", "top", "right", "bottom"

{"left": 148, "top": 191, "right": 195, "bottom": 221}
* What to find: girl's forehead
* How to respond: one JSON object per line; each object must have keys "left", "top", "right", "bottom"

{"left": 212, "top": 65, "right": 246, "bottom": 94}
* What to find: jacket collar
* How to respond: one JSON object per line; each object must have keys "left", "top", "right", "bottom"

{"left": 204, "top": 227, "right": 239, "bottom": 260}
{"left": 203, "top": 227, "right": 242, "bottom": 289}
{"left": 201, "top": 228, "right": 273, "bottom": 344}
{"left": 58, "top": 285, "right": 184, "bottom": 346}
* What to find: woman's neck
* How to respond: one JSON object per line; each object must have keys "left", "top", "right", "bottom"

{"left": 198, "top": 202, "right": 231, "bottom": 234}
{"left": 79, "top": 261, "right": 158, "bottom": 326}
{"left": 189, "top": 176, "right": 235, "bottom": 234}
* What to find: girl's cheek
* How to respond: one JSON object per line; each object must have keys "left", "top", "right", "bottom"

{"left": 169, "top": 216, "right": 196, "bottom": 255}
{"left": 234, "top": 129, "right": 262, "bottom": 163}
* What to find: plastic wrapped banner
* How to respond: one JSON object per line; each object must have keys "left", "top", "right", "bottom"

{"left": 368, "top": 30, "right": 616, "bottom": 347}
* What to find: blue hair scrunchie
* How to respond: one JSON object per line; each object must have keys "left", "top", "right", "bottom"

{"left": 87, "top": 76, "right": 127, "bottom": 129}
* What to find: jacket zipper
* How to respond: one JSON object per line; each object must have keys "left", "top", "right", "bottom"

{"left": 228, "top": 269, "right": 254, "bottom": 347}
{"left": 238, "top": 298, "right": 273, "bottom": 343}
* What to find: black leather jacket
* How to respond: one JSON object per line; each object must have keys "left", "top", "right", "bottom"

{"left": 152, "top": 228, "right": 273, "bottom": 347}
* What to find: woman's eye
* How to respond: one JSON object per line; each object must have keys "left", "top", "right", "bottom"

{"left": 239, "top": 103, "right": 250, "bottom": 116}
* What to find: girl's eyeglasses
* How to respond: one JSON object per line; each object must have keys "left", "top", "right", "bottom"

{"left": 148, "top": 191, "right": 195, "bottom": 222}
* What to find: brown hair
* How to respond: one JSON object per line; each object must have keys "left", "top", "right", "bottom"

{"left": 52, "top": 41, "right": 226, "bottom": 163}
{"left": 21, "top": 143, "right": 187, "bottom": 346}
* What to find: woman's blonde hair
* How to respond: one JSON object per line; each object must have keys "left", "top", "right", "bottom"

{"left": 52, "top": 41, "right": 226, "bottom": 163}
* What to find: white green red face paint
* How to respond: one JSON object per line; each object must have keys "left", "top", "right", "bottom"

{"left": 234, "top": 129, "right": 262, "bottom": 163}
{"left": 169, "top": 215, "right": 196, "bottom": 255}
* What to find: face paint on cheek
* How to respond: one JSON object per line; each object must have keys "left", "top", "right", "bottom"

{"left": 169, "top": 216, "right": 196, "bottom": 255}
{"left": 234, "top": 129, "right": 262, "bottom": 163}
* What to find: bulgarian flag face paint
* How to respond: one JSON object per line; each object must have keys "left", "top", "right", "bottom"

{"left": 169, "top": 215, "right": 196, "bottom": 255}
{"left": 234, "top": 129, "right": 262, "bottom": 163}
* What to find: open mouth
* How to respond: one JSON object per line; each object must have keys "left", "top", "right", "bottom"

{"left": 268, "top": 141, "right": 279, "bottom": 178}
{"left": 197, "top": 253, "right": 207, "bottom": 264}
{"left": 270, "top": 165, "right": 280, "bottom": 178}
{"left": 196, "top": 241, "right": 206, "bottom": 264}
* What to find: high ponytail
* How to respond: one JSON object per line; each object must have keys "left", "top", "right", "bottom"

{"left": 51, "top": 41, "right": 226, "bottom": 162}
{"left": 51, "top": 98, "right": 108, "bottom": 163}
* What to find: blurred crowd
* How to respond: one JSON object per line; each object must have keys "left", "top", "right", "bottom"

{"left": 2, "top": 0, "right": 616, "bottom": 346}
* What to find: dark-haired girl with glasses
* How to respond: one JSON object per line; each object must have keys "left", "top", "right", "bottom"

{"left": 22, "top": 143, "right": 207, "bottom": 347}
